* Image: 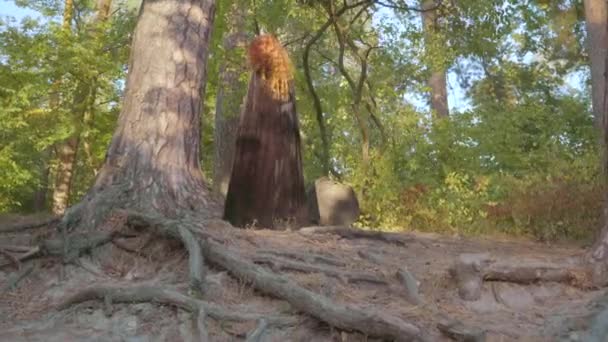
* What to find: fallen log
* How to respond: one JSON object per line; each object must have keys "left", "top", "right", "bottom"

{"left": 450, "top": 253, "right": 592, "bottom": 301}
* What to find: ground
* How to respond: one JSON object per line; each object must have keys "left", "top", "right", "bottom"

{"left": 0, "top": 213, "right": 606, "bottom": 341}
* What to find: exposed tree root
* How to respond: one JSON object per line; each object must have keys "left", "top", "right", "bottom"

{"left": 193, "top": 306, "right": 210, "bottom": 342}
{"left": 252, "top": 254, "right": 387, "bottom": 285}
{"left": 245, "top": 318, "right": 268, "bottom": 342}
{"left": 117, "top": 211, "right": 430, "bottom": 341}
{"left": 257, "top": 249, "right": 346, "bottom": 267}
{"left": 1, "top": 262, "right": 35, "bottom": 293}
{"left": 0, "top": 216, "right": 60, "bottom": 234}
{"left": 0, "top": 248, "right": 21, "bottom": 270}
{"left": 200, "top": 235, "right": 430, "bottom": 341}
{"left": 437, "top": 316, "right": 486, "bottom": 342}
{"left": 177, "top": 226, "right": 205, "bottom": 296}
{"left": 357, "top": 250, "right": 386, "bottom": 264}
{"left": 56, "top": 285, "right": 300, "bottom": 327}
{"left": 122, "top": 210, "right": 206, "bottom": 294}
{"left": 299, "top": 225, "right": 427, "bottom": 247}
{"left": 0, "top": 246, "right": 40, "bottom": 269}
{"left": 450, "top": 253, "right": 592, "bottom": 301}
{"left": 397, "top": 268, "right": 423, "bottom": 305}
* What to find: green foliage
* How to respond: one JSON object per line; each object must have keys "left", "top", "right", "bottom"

{"left": 0, "top": 0, "right": 135, "bottom": 212}
{"left": 0, "top": 0, "right": 602, "bottom": 243}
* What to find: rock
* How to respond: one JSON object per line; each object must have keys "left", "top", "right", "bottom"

{"left": 307, "top": 177, "right": 360, "bottom": 226}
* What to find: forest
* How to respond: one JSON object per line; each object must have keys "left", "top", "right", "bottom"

{"left": 1, "top": 0, "right": 608, "bottom": 341}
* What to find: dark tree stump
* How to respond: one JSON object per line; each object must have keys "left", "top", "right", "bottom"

{"left": 224, "top": 35, "right": 308, "bottom": 229}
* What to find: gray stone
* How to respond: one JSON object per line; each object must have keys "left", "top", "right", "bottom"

{"left": 307, "top": 177, "right": 360, "bottom": 226}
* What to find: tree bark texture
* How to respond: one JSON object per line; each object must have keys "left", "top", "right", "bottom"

{"left": 583, "top": 0, "right": 607, "bottom": 126}
{"left": 65, "top": 0, "right": 219, "bottom": 228}
{"left": 52, "top": 136, "right": 79, "bottom": 215}
{"left": 213, "top": 1, "right": 249, "bottom": 198}
{"left": 224, "top": 35, "right": 308, "bottom": 229}
{"left": 421, "top": 0, "right": 449, "bottom": 118}
{"left": 589, "top": 16, "right": 608, "bottom": 285}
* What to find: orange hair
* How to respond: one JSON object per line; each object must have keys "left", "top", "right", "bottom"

{"left": 248, "top": 34, "right": 293, "bottom": 101}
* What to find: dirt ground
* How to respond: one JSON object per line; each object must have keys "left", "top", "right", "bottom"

{"left": 1, "top": 213, "right": 606, "bottom": 341}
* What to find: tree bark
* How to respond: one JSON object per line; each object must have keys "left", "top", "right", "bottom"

{"left": 588, "top": 13, "right": 608, "bottom": 284}
{"left": 224, "top": 35, "right": 308, "bottom": 229}
{"left": 51, "top": 136, "right": 79, "bottom": 215}
{"left": 421, "top": 0, "right": 449, "bottom": 118}
{"left": 213, "top": 1, "right": 249, "bottom": 198}
{"left": 32, "top": 148, "right": 51, "bottom": 212}
{"left": 583, "top": 0, "right": 607, "bottom": 126}
{"left": 63, "top": 0, "right": 219, "bottom": 229}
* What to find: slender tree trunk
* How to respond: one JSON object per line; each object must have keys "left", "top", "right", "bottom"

{"left": 32, "top": 148, "right": 52, "bottom": 212}
{"left": 421, "top": 0, "right": 449, "bottom": 118}
{"left": 63, "top": 0, "right": 219, "bottom": 229}
{"left": 52, "top": 136, "right": 80, "bottom": 214}
{"left": 51, "top": 0, "right": 113, "bottom": 215}
{"left": 49, "top": 0, "right": 76, "bottom": 215}
{"left": 584, "top": 0, "right": 608, "bottom": 126}
{"left": 588, "top": 13, "right": 608, "bottom": 285}
{"left": 213, "top": 1, "right": 249, "bottom": 198}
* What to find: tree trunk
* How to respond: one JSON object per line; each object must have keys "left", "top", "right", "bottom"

{"left": 51, "top": 0, "right": 113, "bottom": 215}
{"left": 52, "top": 136, "right": 80, "bottom": 215}
{"left": 421, "top": 0, "right": 449, "bottom": 118}
{"left": 583, "top": 0, "right": 607, "bottom": 126}
{"left": 213, "top": 1, "right": 249, "bottom": 198}
{"left": 588, "top": 12, "right": 608, "bottom": 285}
{"left": 32, "top": 148, "right": 52, "bottom": 212}
{"left": 63, "top": 0, "right": 219, "bottom": 229}
{"left": 224, "top": 35, "right": 309, "bottom": 229}
{"left": 49, "top": 0, "right": 76, "bottom": 215}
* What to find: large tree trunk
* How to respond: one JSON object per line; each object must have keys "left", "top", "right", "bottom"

{"left": 421, "top": 0, "right": 449, "bottom": 118}
{"left": 213, "top": 1, "right": 249, "bottom": 198}
{"left": 584, "top": 0, "right": 607, "bottom": 126}
{"left": 224, "top": 35, "right": 308, "bottom": 229}
{"left": 63, "top": 0, "right": 219, "bottom": 229}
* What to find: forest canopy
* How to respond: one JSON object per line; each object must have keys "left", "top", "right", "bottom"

{"left": 0, "top": 0, "right": 600, "bottom": 241}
